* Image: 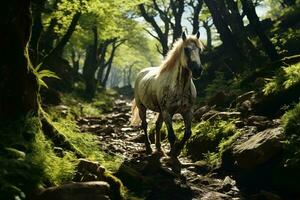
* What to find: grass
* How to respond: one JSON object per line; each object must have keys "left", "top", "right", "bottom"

{"left": 0, "top": 87, "right": 124, "bottom": 200}
{"left": 48, "top": 110, "right": 123, "bottom": 171}
{"left": 60, "top": 83, "right": 117, "bottom": 117}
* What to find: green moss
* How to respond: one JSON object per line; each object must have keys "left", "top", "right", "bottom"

{"left": 47, "top": 111, "right": 123, "bottom": 172}
{"left": 0, "top": 116, "right": 77, "bottom": 200}
{"left": 186, "top": 120, "right": 237, "bottom": 165}
{"left": 281, "top": 101, "right": 300, "bottom": 166}
{"left": 102, "top": 171, "right": 124, "bottom": 199}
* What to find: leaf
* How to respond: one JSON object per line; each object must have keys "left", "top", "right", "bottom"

{"left": 34, "top": 68, "right": 60, "bottom": 88}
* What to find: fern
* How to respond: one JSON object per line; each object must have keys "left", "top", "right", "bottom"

{"left": 34, "top": 64, "right": 60, "bottom": 88}
{"left": 263, "top": 62, "right": 300, "bottom": 95}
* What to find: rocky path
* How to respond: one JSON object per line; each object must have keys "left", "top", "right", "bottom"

{"left": 77, "top": 96, "right": 245, "bottom": 200}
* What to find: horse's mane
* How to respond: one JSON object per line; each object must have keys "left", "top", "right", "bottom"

{"left": 158, "top": 35, "right": 204, "bottom": 76}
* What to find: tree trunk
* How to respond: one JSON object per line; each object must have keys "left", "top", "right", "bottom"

{"left": 170, "top": 0, "right": 184, "bottom": 42}
{"left": 203, "top": 21, "right": 212, "bottom": 49}
{"left": 241, "top": 0, "right": 279, "bottom": 61}
{"left": 190, "top": 0, "right": 203, "bottom": 34}
{"left": 139, "top": 3, "right": 169, "bottom": 56}
{"left": 29, "top": 0, "right": 45, "bottom": 65}
{"left": 39, "top": 18, "right": 58, "bottom": 56}
{"left": 222, "top": 0, "right": 260, "bottom": 63}
{"left": 42, "top": 12, "right": 81, "bottom": 64}
{"left": 127, "top": 64, "right": 134, "bottom": 86}
{"left": 0, "top": 0, "right": 39, "bottom": 120}
{"left": 97, "top": 39, "right": 113, "bottom": 84}
{"left": 82, "top": 27, "right": 98, "bottom": 99}
{"left": 204, "top": 0, "right": 240, "bottom": 54}
{"left": 101, "top": 41, "right": 118, "bottom": 87}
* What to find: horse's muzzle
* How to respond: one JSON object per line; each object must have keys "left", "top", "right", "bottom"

{"left": 191, "top": 64, "right": 203, "bottom": 79}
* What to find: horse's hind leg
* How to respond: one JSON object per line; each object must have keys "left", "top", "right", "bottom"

{"left": 162, "top": 111, "right": 177, "bottom": 157}
{"left": 155, "top": 113, "right": 163, "bottom": 152}
{"left": 139, "top": 105, "right": 152, "bottom": 154}
{"left": 174, "top": 111, "right": 192, "bottom": 157}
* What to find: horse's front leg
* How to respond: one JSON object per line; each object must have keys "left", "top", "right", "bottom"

{"left": 173, "top": 110, "right": 192, "bottom": 157}
{"left": 162, "top": 111, "right": 177, "bottom": 157}
{"left": 155, "top": 113, "right": 163, "bottom": 152}
{"left": 139, "top": 105, "right": 152, "bottom": 154}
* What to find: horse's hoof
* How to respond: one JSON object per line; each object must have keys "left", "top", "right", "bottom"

{"left": 161, "top": 156, "right": 182, "bottom": 174}
{"left": 154, "top": 148, "right": 165, "bottom": 157}
{"left": 145, "top": 147, "right": 153, "bottom": 155}
{"left": 171, "top": 157, "right": 181, "bottom": 173}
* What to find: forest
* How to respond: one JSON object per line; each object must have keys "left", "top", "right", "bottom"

{"left": 0, "top": 0, "right": 300, "bottom": 199}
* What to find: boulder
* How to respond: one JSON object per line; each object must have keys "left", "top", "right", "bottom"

{"left": 233, "top": 91, "right": 255, "bottom": 107}
{"left": 34, "top": 181, "right": 110, "bottom": 200}
{"left": 77, "top": 158, "right": 105, "bottom": 176}
{"left": 194, "top": 105, "right": 211, "bottom": 121}
{"left": 207, "top": 91, "right": 232, "bottom": 107}
{"left": 232, "top": 127, "right": 284, "bottom": 170}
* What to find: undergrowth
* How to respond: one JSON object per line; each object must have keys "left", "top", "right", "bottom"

{"left": 263, "top": 62, "right": 300, "bottom": 95}
{"left": 47, "top": 109, "right": 123, "bottom": 171}
{"left": 281, "top": 100, "right": 300, "bottom": 167}
{"left": 0, "top": 116, "right": 77, "bottom": 200}
{"left": 61, "top": 83, "right": 117, "bottom": 117}
{"left": 186, "top": 119, "right": 240, "bottom": 167}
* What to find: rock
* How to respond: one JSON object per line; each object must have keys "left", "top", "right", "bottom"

{"left": 248, "top": 115, "right": 268, "bottom": 122}
{"left": 194, "top": 105, "right": 211, "bottom": 121}
{"left": 232, "top": 127, "right": 284, "bottom": 170}
{"left": 78, "top": 158, "right": 105, "bottom": 176}
{"left": 201, "top": 110, "right": 219, "bottom": 120}
{"left": 201, "top": 191, "right": 231, "bottom": 200}
{"left": 234, "top": 91, "right": 255, "bottom": 106}
{"left": 207, "top": 111, "right": 241, "bottom": 121}
{"left": 34, "top": 181, "right": 110, "bottom": 200}
{"left": 95, "top": 126, "right": 114, "bottom": 135}
{"left": 251, "top": 190, "right": 282, "bottom": 200}
{"left": 207, "top": 91, "right": 231, "bottom": 107}
{"left": 234, "top": 120, "right": 244, "bottom": 128}
{"left": 247, "top": 115, "right": 272, "bottom": 131}
{"left": 239, "top": 100, "right": 252, "bottom": 113}
{"left": 221, "top": 176, "right": 236, "bottom": 192}
{"left": 116, "top": 162, "right": 152, "bottom": 190}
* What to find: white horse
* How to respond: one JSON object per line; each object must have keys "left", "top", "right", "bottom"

{"left": 131, "top": 31, "right": 204, "bottom": 158}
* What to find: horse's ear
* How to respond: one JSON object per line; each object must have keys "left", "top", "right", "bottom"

{"left": 182, "top": 31, "right": 187, "bottom": 41}
{"left": 196, "top": 31, "right": 200, "bottom": 39}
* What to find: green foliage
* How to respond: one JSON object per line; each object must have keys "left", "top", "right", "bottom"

{"left": 186, "top": 120, "right": 237, "bottom": 162}
{"left": 33, "top": 65, "right": 60, "bottom": 88}
{"left": 263, "top": 62, "right": 300, "bottom": 95}
{"left": 185, "top": 118, "right": 244, "bottom": 168}
{"left": 281, "top": 101, "right": 300, "bottom": 166}
{"left": 203, "top": 71, "right": 242, "bottom": 103}
{"left": 48, "top": 114, "right": 122, "bottom": 171}
{"left": 60, "top": 85, "right": 116, "bottom": 117}
{"left": 0, "top": 116, "right": 77, "bottom": 200}
{"left": 203, "top": 151, "right": 219, "bottom": 168}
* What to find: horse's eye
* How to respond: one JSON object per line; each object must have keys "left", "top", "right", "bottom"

{"left": 184, "top": 47, "right": 191, "bottom": 56}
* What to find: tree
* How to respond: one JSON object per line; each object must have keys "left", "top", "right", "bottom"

{"left": 199, "top": 5, "right": 213, "bottom": 49}
{"left": 0, "top": 0, "right": 39, "bottom": 120}
{"left": 241, "top": 0, "right": 280, "bottom": 61}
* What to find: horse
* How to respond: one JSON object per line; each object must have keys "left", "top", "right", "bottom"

{"left": 131, "top": 31, "right": 204, "bottom": 159}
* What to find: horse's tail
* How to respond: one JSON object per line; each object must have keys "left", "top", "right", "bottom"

{"left": 130, "top": 99, "right": 141, "bottom": 126}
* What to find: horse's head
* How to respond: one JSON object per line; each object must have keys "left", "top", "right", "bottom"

{"left": 181, "top": 31, "right": 204, "bottom": 79}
